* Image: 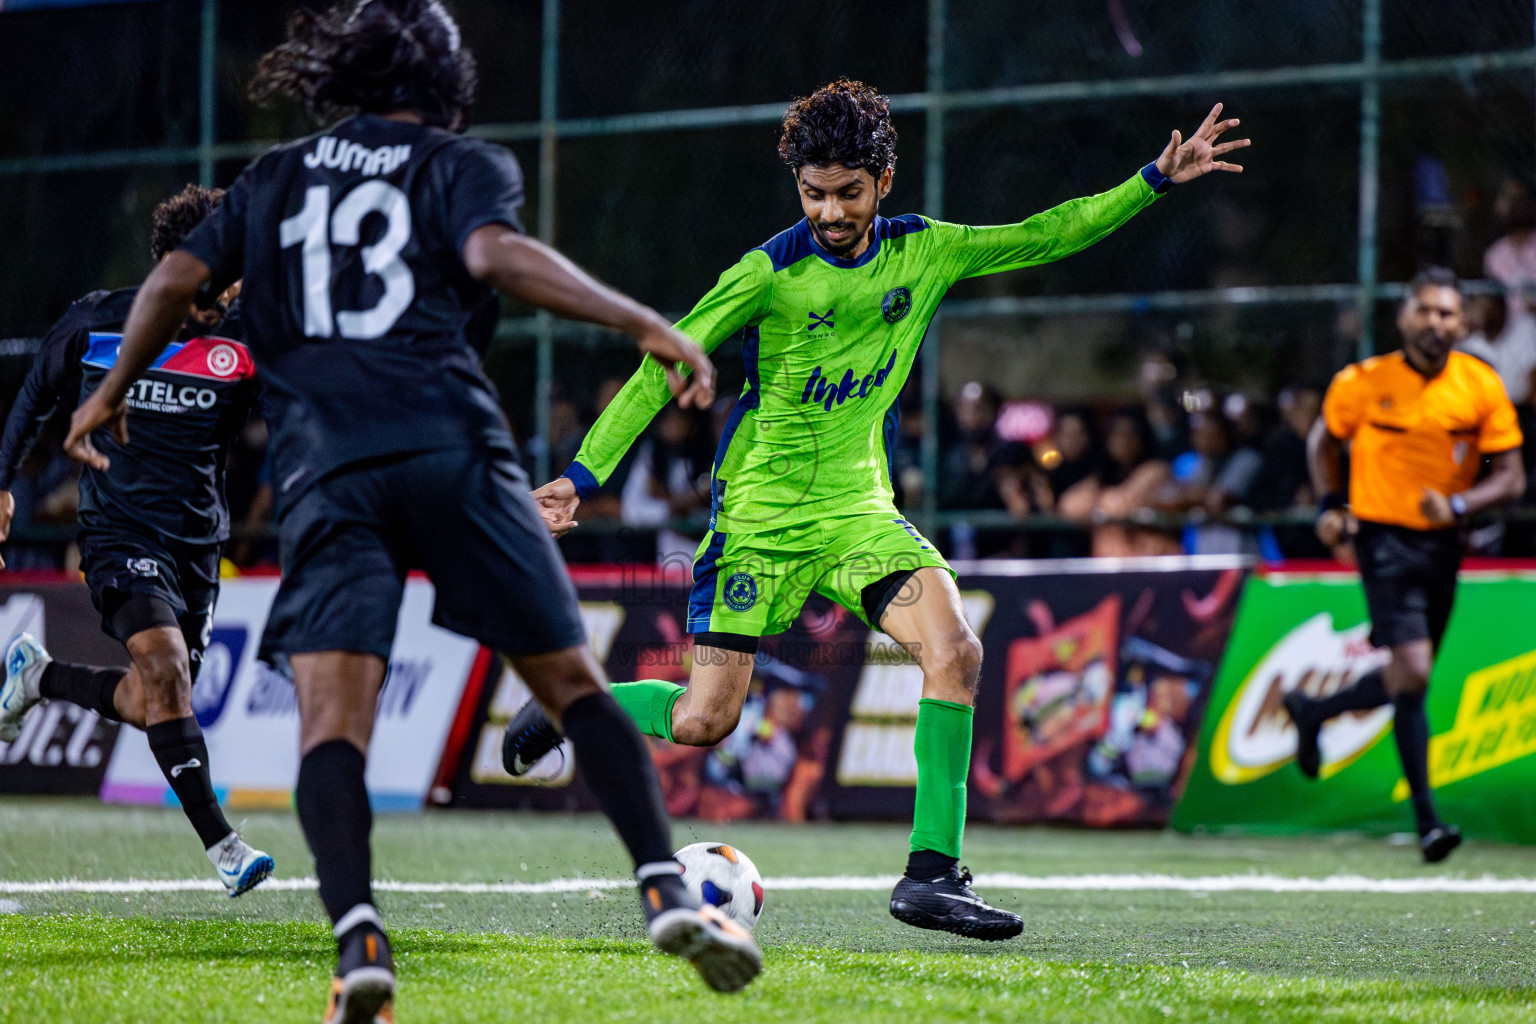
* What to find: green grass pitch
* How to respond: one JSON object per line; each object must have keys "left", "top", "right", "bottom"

{"left": 1, "top": 800, "right": 1534, "bottom": 1022}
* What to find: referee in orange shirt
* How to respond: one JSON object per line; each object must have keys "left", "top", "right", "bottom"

{"left": 1285, "top": 267, "right": 1525, "bottom": 863}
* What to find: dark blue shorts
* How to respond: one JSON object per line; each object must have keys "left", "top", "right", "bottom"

{"left": 78, "top": 525, "right": 220, "bottom": 653}
{"left": 261, "top": 447, "right": 586, "bottom": 661}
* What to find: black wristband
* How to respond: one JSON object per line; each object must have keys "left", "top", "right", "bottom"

{"left": 1318, "top": 493, "right": 1347, "bottom": 516}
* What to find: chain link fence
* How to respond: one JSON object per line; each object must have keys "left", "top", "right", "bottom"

{"left": 2, "top": 0, "right": 1534, "bottom": 562}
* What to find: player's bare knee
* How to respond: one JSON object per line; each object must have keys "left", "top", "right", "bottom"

{"left": 135, "top": 647, "right": 191, "bottom": 703}
{"left": 923, "top": 633, "right": 982, "bottom": 697}
{"left": 673, "top": 708, "right": 739, "bottom": 747}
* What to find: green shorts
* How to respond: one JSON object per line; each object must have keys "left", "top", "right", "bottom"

{"left": 686, "top": 511, "right": 952, "bottom": 637}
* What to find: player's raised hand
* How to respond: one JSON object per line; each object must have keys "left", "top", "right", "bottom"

{"left": 1155, "top": 102, "right": 1249, "bottom": 183}
{"left": 64, "top": 392, "right": 129, "bottom": 473}
{"left": 638, "top": 321, "right": 716, "bottom": 410}
{"left": 532, "top": 476, "right": 581, "bottom": 538}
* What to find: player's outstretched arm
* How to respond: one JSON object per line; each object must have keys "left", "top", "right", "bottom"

{"left": 462, "top": 225, "right": 714, "bottom": 410}
{"left": 63, "top": 251, "right": 210, "bottom": 471}
{"left": 938, "top": 103, "right": 1248, "bottom": 280}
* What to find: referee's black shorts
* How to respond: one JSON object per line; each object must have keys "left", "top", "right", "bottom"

{"left": 1354, "top": 519, "right": 1462, "bottom": 650}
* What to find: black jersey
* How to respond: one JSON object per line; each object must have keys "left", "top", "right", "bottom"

{"left": 179, "top": 113, "right": 524, "bottom": 501}
{"left": 0, "top": 288, "right": 258, "bottom": 545}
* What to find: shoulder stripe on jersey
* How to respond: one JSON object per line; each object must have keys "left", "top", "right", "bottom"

{"left": 82, "top": 333, "right": 254, "bottom": 381}
{"left": 754, "top": 215, "right": 927, "bottom": 272}
{"left": 83, "top": 333, "right": 185, "bottom": 371}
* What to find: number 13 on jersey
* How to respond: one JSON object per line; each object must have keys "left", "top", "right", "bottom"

{"left": 279, "top": 182, "right": 415, "bottom": 341}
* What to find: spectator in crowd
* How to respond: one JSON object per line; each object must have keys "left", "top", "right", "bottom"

{"left": 621, "top": 404, "right": 711, "bottom": 565}
{"left": 1484, "top": 175, "right": 1536, "bottom": 329}
{"left": 548, "top": 396, "right": 586, "bottom": 472}
{"left": 1043, "top": 407, "right": 1103, "bottom": 501}
{"left": 939, "top": 382, "right": 1051, "bottom": 559}
{"left": 1058, "top": 410, "right": 1178, "bottom": 557}
{"left": 1136, "top": 349, "right": 1190, "bottom": 460}
{"left": 939, "top": 381, "right": 1008, "bottom": 511}
{"left": 1250, "top": 386, "right": 1321, "bottom": 511}
{"left": 1459, "top": 292, "right": 1536, "bottom": 405}
{"left": 1158, "top": 399, "right": 1265, "bottom": 555}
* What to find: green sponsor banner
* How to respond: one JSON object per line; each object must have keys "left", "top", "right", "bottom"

{"left": 1172, "top": 570, "right": 1536, "bottom": 843}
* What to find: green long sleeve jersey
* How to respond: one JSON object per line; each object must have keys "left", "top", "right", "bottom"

{"left": 562, "top": 165, "right": 1167, "bottom": 534}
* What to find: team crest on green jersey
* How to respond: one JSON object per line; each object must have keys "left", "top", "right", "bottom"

{"left": 882, "top": 287, "right": 912, "bottom": 324}
{"left": 723, "top": 572, "right": 758, "bottom": 611}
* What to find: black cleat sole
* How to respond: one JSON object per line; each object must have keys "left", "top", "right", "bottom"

{"left": 890, "top": 899, "right": 1024, "bottom": 941}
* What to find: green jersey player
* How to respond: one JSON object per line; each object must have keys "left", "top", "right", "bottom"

{"left": 505, "top": 80, "right": 1247, "bottom": 939}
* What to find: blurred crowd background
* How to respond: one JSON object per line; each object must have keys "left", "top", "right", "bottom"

{"left": 3, "top": 0, "right": 1536, "bottom": 568}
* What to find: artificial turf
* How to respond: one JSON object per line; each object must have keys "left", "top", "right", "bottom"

{"left": 0, "top": 800, "right": 1533, "bottom": 1022}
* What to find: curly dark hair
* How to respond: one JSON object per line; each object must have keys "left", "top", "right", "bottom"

{"left": 151, "top": 184, "right": 225, "bottom": 262}
{"left": 249, "top": 0, "right": 477, "bottom": 132}
{"left": 778, "top": 79, "right": 897, "bottom": 177}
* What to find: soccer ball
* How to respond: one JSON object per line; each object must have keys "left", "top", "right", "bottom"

{"left": 674, "top": 841, "right": 765, "bottom": 931}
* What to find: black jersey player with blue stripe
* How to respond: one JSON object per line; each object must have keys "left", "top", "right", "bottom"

{"left": 0, "top": 186, "right": 274, "bottom": 899}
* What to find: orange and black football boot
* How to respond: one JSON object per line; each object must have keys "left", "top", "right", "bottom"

{"left": 638, "top": 861, "right": 762, "bottom": 993}
{"left": 324, "top": 905, "right": 396, "bottom": 1024}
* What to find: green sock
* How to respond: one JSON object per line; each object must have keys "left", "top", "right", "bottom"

{"left": 909, "top": 697, "right": 974, "bottom": 858}
{"left": 609, "top": 680, "right": 685, "bottom": 742}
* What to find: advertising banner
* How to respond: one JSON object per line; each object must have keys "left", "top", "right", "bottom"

{"left": 0, "top": 582, "right": 126, "bottom": 795}
{"left": 1172, "top": 568, "right": 1536, "bottom": 843}
{"left": 449, "top": 558, "right": 1248, "bottom": 828}
{"left": 101, "top": 576, "right": 484, "bottom": 811}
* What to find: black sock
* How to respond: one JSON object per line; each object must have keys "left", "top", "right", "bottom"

{"left": 296, "top": 739, "right": 374, "bottom": 925}
{"left": 1310, "top": 668, "right": 1389, "bottom": 721}
{"left": 1392, "top": 690, "right": 1439, "bottom": 835}
{"left": 561, "top": 691, "right": 674, "bottom": 867}
{"left": 39, "top": 662, "right": 128, "bottom": 723}
{"left": 146, "top": 716, "right": 231, "bottom": 849}
{"left": 906, "top": 848, "right": 958, "bottom": 880}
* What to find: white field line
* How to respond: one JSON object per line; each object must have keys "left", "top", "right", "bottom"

{"left": 4, "top": 873, "right": 1536, "bottom": 896}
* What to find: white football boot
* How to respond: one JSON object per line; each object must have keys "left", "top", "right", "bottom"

{"left": 208, "top": 830, "right": 276, "bottom": 898}
{"left": 0, "top": 633, "right": 51, "bottom": 742}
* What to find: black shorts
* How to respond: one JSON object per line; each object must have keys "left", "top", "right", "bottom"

{"left": 261, "top": 447, "right": 586, "bottom": 661}
{"left": 1354, "top": 520, "right": 1462, "bottom": 650}
{"left": 78, "top": 525, "right": 220, "bottom": 660}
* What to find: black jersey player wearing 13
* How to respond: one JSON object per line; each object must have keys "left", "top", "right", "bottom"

{"left": 0, "top": 185, "right": 273, "bottom": 897}
{"left": 64, "top": 2, "right": 758, "bottom": 1021}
